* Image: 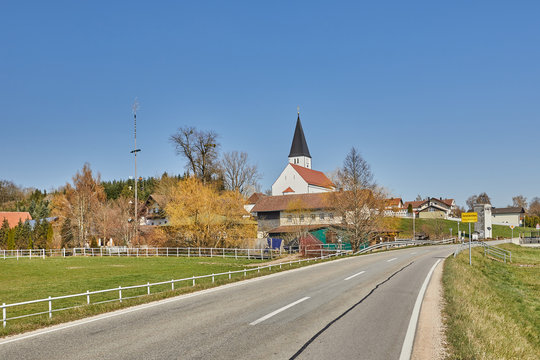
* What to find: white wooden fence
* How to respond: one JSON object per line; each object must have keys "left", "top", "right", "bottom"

{"left": 0, "top": 246, "right": 294, "bottom": 260}
{"left": 1, "top": 251, "right": 346, "bottom": 327}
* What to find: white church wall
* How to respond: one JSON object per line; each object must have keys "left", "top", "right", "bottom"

{"left": 271, "top": 164, "right": 309, "bottom": 196}
{"left": 288, "top": 156, "right": 311, "bottom": 169}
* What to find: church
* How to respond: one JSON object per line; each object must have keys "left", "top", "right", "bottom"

{"left": 249, "top": 112, "right": 341, "bottom": 243}
{"left": 271, "top": 112, "right": 335, "bottom": 196}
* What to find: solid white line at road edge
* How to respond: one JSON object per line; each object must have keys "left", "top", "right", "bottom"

{"left": 250, "top": 297, "right": 310, "bottom": 325}
{"left": 344, "top": 271, "right": 366, "bottom": 281}
{"left": 398, "top": 258, "right": 442, "bottom": 360}
{"left": 387, "top": 257, "right": 397, "bottom": 262}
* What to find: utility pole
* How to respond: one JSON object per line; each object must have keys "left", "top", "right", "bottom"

{"left": 131, "top": 99, "right": 141, "bottom": 245}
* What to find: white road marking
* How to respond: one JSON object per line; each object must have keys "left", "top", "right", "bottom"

{"left": 399, "top": 259, "right": 442, "bottom": 360}
{"left": 344, "top": 270, "right": 366, "bottom": 281}
{"left": 387, "top": 257, "right": 397, "bottom": 262}
{"left": 250, "top": 297, "right": 310, "bottom": 325}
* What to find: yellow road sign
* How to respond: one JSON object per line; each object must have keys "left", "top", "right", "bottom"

{"left": 461, "top": 212, "right": 478, "bottom": 223}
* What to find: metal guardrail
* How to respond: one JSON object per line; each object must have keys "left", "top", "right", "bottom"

{"left": 0, "top": 247, "right": 295, "bottom": 260}
{"left": 0, "top": 251, "right": 345, "bottom": 328}
{"left": 453, "top": 241, "right": 512, "bottom": 263}
{"left": 353, "top": 238, "right": 456, "bottom": 255}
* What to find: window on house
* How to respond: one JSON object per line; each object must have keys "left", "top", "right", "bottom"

{"left": 320, "top": 213, "right": 325, "bottom": 220}
{"left": 300, "top": 215, "right": 304, "bottom": 222}
{"left": 287, "top": 215, "right": 292, "bottom": 223}
{"left": 311, "top": 214, "right": 315, "bottom": 220}
{"left": 329, "top": 213, "right": 334, "bottom": 220}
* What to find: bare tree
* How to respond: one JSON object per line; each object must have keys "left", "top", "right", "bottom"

{"left": 329, "top": 147, "right": 386, "bottom": 252}
{"left": 466, "top": 195, "right": 477, "bottom": 210}
{"left": 477, "top": 192, "right": 491, "bottom": 205}
{"left": 170, "top": 126, "right": 220, "bottom": 183}
{"left": 221, "top": 151, "right": 260, "bottom": 196}
{"left": 529, "top": 197, "right": 540, "bottom": 216}
{"left": 512, "top": 195, "right": 528, "bottom": 210}
{"left": 415, "top": 194, "right": 423, "bottom": 201}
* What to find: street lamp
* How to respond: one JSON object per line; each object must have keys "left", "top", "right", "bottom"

{"left": 131, "top": 99, "right": 141, "bottom": 245}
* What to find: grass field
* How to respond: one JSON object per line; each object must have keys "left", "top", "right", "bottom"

{"left": 398, "top": 218, "right": 537, "bottom": 239}
{"left": 0, "top": 255, "right": 307, "bottom": 336}
{"left": 442, "top": 244, "right": 540, "bottom": 359}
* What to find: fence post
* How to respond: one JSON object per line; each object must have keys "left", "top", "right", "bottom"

{"left": 86, "top": 290, "right": 90, "bottom": 304}
{"left": 192, "top": 276, "right": 195, "bottom": 286}
{"left": 136, "top": 248, "right": 139, "bottom": 257}
{"left": 48, "top": 296, "right": 52, "bottom": 318}
{"left": 223, "top": 248, "right": 225, "bottom": 258}
{"left": 16, "top": 249, "right": 19, "bottom": 260}
{"left": 188, "top": 247, "right": 190, "bottom": 257}
{"left": 210, "top": 248, "right": 213, "bottom": 258}
{"left": 177, "top": 247, "right": 179, "bottom": 257}
{"left": 166, "top": 248, "right": 169, "bottom": 257}
{"left": 235, "top": 249, "right": 237, "bottom": 260}
{"left": 2, "top": 303, "right": 6, "bottom": 328}
{"left": 258, "top": 266, "right": 260, "bottom": 273}
{"left": 119, "top": 286, "right": 122, "bottom": 302}
{"left": 212, "top": 274, "right": 215, "bottom": 283}
{"left": 43, "top": 249, "right": 45, "bottom": 259}
{"left": 63, "top": 248, "right": 65, "bottom": 258}
{"left": 229, "top": 271, "right": 231, "bottom": 279}
{"left": 199, "top": 247, "right": 201, "bottom": 257}
{"left": 248, "top": 248, "right": 250, "bottom": 260}
{"left": 147, "top": 282, "right": 150, "bottom": 295}
{"left": 244, "top": 269, "right": 246, "bottom": 277}
{"left": 171, "top": 280, "right": 174, "bottom": 290}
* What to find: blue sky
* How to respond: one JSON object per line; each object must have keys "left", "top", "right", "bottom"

{"left": 1, "top": 1, "right": 539, "bottom": 208}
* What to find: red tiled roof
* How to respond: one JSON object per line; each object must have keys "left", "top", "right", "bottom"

{"left": 282, "top": 187, "right": 295, "bottom": 193}
{"left": 246, "top": 192, "right": 265, "bottom": 204}
{"left": 386, "top": 198, "right": 403, "bottom": 207}
{"left": 0, "top": 212, "right": 32, "bottom": 229}
{"left": 403, "top": 200, "right": 424, "bottom": 209}
{"left": 252, "top": 193, "right": 333, "bottom": 212}
{"left": 290, "top": 164, "right": 334, "bottom": 189}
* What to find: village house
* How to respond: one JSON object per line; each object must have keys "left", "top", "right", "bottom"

{"left": 491, "top": 207, "right": 525, "bottom": 227}
{"left": 403, "top": 197, "right": 457, "bottom": 219}
{"left": 140, "top": 194, "right": 169, "bottom": 226}
{"left": 0, "top": 211, "right": 32, "bottom": 228}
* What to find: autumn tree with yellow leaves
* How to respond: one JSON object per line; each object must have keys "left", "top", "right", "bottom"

{"left": 166, "top": 177, "right": 255, "bottom": 247}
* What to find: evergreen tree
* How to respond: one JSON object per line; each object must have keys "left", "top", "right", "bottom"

{"left": 0, "top": 218, "right": 9, "bottom": 249}
{"left": 7, "top": 228, "right": 15, "bottom": 250}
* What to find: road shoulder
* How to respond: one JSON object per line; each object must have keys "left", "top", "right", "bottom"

{"left": 411, "top": 258, "right": 446, "bottom": 360}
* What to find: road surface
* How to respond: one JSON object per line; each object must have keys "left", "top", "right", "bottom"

{"left": 0, "top": 245, "right": 454, "bottom": 359}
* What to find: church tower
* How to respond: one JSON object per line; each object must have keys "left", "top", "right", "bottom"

{"left": 288, "top": 112, "right": 312, "bottom": 169}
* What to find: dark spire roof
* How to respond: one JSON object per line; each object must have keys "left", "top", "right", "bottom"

{"left": 288, "top": 113, "right": 311, "bottom": 158}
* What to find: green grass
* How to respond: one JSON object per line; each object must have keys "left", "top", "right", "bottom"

{"left": 442, "top": 244, "right": 540, "bottom": 359}
{"left": 397, "top": 218, "right": 536, "bottom": 239}
{"left": 0, "top": 255, "right": 313, "bottom": 336}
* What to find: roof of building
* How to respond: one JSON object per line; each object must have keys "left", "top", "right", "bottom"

{"left": 246, "top": 192, "right": 266, "bottom": 204}
{"left": 403, "top": 200, "right": 424, "bottom": 209}
{"left": 147, "top": 194, "right": 167, "bottom": 206}
{"left": 385, "top": 198, "right": 403, "bottom": 207}
{"left": 267, "top": 224, "right": 328, "bottom": 233}
{"left": 0, "top": 212, "right": 32, "bottom": 229}
{"left": 492, "top": 207, "right": 525, "bottom": 214}
{"left": 290, "top": 163, "right": 334, "bottom": 189}
{"left": 252, "top": 193, "right": 333, "bottom": 213}
{"left": 288, "top": 114, "right": 311, "bottom": 158}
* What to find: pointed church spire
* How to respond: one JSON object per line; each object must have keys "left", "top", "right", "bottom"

{"left": 288, "top": 112, "right": 311, "bottom": 158}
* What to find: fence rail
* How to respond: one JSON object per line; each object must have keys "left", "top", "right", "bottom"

{"left": 453, "top": 241, "right": 512, "bottom": 263}
{"left": 0, "top": 246, "right": 294, "bottom": 260}
{"left": 0, "top": 251, "right": 346, "bottom": 328}
{"left": 353, "top": 238, "right": 456, "bottom": 255}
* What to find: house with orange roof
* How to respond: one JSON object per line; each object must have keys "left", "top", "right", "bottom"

{"left": 0, "top": 212, "right": 32, "bottom": 229}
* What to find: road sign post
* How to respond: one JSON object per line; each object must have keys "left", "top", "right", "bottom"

{"left": 510, "top": 225, "right": 515, "bottom": 239}
{"left": 461, "top": 212, "right": 478, "bottom": 265}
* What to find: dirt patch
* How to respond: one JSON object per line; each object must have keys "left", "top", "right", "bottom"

{"left": 411, "top": 260, "right": 447, "bottom": 360}
{"left": 66, "top": 266, "right": 84, "bottom": 269}
{"left": 246, "top": 254, "right": 302, "bottom": 267}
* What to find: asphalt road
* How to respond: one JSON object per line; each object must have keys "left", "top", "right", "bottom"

{"left": 0, "top": 245, "right": 454, "bottom": 360}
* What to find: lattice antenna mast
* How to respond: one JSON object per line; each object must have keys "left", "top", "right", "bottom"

{"left": 130, "top": 99, "right": 141, "bottom": 245}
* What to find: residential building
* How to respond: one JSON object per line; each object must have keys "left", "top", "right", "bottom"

{"left": 403, "top": 197, "right": 457, "bottom": 219}
{"left": 491, "top": 207, "right": 525, "bottom": 226}
{"left": 0, "top": 212, "right": 32, "bottom": 228}
{"left": 140, "top": 194, "right": 169, "bottom": 226}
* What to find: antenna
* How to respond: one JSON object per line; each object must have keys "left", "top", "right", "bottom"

{"left": 297, "top": 105, "right": 300, "bottom": 115}
{"left": 130, "top": 98, "right": 141, "bottom": 246}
